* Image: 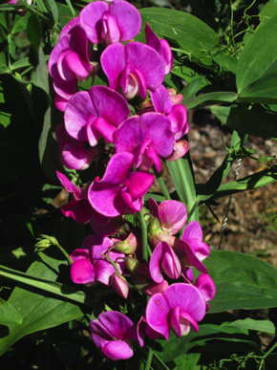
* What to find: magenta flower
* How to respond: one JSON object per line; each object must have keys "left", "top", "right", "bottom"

{"left": 175, "top": 221, "right": 210, "bottom": 273}
{"left": 149, "top": 242, "right": 181, "bottom": 283}
{"left": 81, "top": 0, "right": 141, "bottom": 44}
{"left": 146, "top": 283, "right": 206, "bottom": 339}
{"left": 70, "top": 236, "right": 124, "bottom": 285}
{"left": 195, "top": 273, "right": 216, "bottom": 304}
{"left": 48, "top": 17, "right": 93, "bottom": 111}
{"left": 56, "top": 124, "right": 97, "bottom": 170}
{"left": 101, "top": 42, "right": 165, "bottom": 99}
{"left": 114, "top": 112, "right": 174, "bottom": 172}
{"left": 151, "top": 85, "right": 189, "bottom": 140}
{"left": 181, "top": 221, "right": 211, "bottom": 262}
{"left": 64, "top": 86, "right": 129, "bottom": 144}
{"left": 88, "top": 152, "right": 154, "bottom": 217}
{"left": 145, "top": 24, "right": 173, "bottom": 74}
{"left": 149, "top": 198, "right": 188, "bottom": 235}
{"left": 90, "top": 311, "right": 136, "bottom": 360}
{"left": 56, "top": 171, "right": 94, "bottom": 223}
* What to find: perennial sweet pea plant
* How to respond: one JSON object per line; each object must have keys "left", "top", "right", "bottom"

{"left": 3, "top": 0, "right": 277, "bottom": 368}
{"left": 47, "top": 0, "right": 216, "bottom": 360}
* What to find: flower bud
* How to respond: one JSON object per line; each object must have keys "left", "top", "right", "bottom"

{"left": 111, "top": 273, "right": 129, "bottom": 299}
{"left": 149, "top": 218, "right": 175, "bottom": 246}
{"left": 35, "top": 234, "right": 59, "bottom": 250}
{"left": 125, "top": 256, "right": 140, "bottom": 273}
{"left": 113, "top": 233, "right": 137, "bottom": 254}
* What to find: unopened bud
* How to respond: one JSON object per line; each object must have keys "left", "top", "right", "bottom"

{"left": 111, "top": 273, "right": 129, "bottom": 299}
{"left": 149, "top": 218, "right": 175, "bottom": 246}
{"left": 113, "top": 233, "right": 137, "bottom": 254}
{"left": 168, "top": 140, "right": 189, "bottom": 161}
{"left": 125, "top": 256, "right": 140, "bottom": 273}
{"left": 35, "top": 234, "right": 58, "bottom": 250}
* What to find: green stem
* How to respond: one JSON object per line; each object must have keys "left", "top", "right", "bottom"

{"left": 56, "top": 242, "right": 73, "bottom": 265}
{"left": 65, "top": 0, "right": 76, "bottom": 17}
{"left": 145, "top": 348, "right": 153, "bottom": 370}
{"left": 167, "top": 156, "right": 198, "bottom": 221}
{"left": 0, "top": 265, "right": 85, "bottom": 306}
{"left": 157, "top": 175, "right": 171, "bottom": 200}
{"left": 139, "top": 210, "right": 150, "bottom": 262}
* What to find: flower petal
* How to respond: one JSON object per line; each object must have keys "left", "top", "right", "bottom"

{"left": 158, "top": 200, "right": 187, "bottom": 234}
{"left": 102, "top": 340, "right": 134, "bottom": 361}
{"left": 70, "top": 258, "right": 95, "bottom": 284}
{"left": 64, "top": 91, "right": 98, "bottom": 141}
{"left": 146, "top": 292, "right": 170, "bottom": 339}
{"left": 110, "top": 0, "right": 141, "bottom": 41}
{"left": 101, "top": 43, "right": 126, "bottom": 89}
{"left": 80, "top": 1, "right": 108, "bottom": 43}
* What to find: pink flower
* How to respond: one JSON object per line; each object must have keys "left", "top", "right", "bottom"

{"left": 101, "top": 42, "right": 165, "bottom": 99}
{"left": 146, "top": 283, "right": 206, "bottom": 339}
{"left": 48, "top": 17, "right": 93, "bottom": 111}
{"left": 195, "top": 273, "right": 216, "bottom": 304}
{"left": 80, "top": 0, "right": 141, "bottom": 44}
{"left": 90, "top": 311, "right": 136, "bottom": 360}
{"left": 56, "top": 124, "right": 97, "bottom": 170}
{"left": 175, "top": 221, "right": 210, "bottom": 273}
{"left": 145, "top": 24, "right": 173, "bottom": 74}
{"left": 70, "top": 236, "right": 124, "bottom": 285}
{"left": 56, "top": 171, "right": 94, "bottom": 223}
{"left": 149, "top": 242, "right": 181, "bottom": 283}
{"left": 114, "top": 112, "right": 174, "bottom": 172}
{"left": 148, "top": 198, "right": 187, "bottom": 241}
{"left": 88, "top": 152, "right": 154, "bottom": 217}
{"left": 64, "top": 85, "right": 129, "bottom": 145}
{"left": 151, "top": 85, "right": 189, "bottom": 140}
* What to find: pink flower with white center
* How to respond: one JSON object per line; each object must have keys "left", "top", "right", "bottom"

{"left": 146, "top": 283, "right": 206, "bottom": 339}
{"left": 56, "top": 171, "right": 94, "bottom": 224}
{"left": 88, "top": 152, "right": 155, "bottom": 217}
{"left": 149, "top": 242, "right": 181, "bottom": 283}
{"left": 48, "top": 17, "right": 93, "bottom": 111}
{"left": 145, "top": 24, "right": 173, "bottom": 74}
{"left": 90, "top": 311, "right": 136, "bottom": 360}
{"left": 81, "top": 0, "right": 141, "bottom": 44}
{"left": 101, "top": 42, "right": 165, "bottom": 99}
{"left": 64, "top": 85, "right": 129, "bottom": 145}
{"left": 114, "top": 112, "right": 174, "bottom": 173}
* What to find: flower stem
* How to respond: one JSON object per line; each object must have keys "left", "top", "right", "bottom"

{"left": 157, "top": 175, "right": 171, "bottom": 200}
{"left": 139, "top": 210, "right": 150, "bottom": 262}
{"left": 145, "top": 348, "right": 153, "bottom": 370}
{"left": 56, "top": 242, "right": 73, "bottom": 265}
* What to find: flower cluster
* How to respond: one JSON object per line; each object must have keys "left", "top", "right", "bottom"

{"left": 49, "top": 0, "right": 215, "bottom": 362}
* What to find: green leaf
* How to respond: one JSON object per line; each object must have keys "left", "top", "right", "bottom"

{"left": 140, "top": 8, "right": 219, "bottom": 65}
{"left": 226, "top": 318, "right": 275, "bottom": 336}
{"left": 44, "top": 0, "right": 59, "bottom": 24}
{"left": 27, "top": 14, "right": 42, "bottom": 49}
{"left": 210, "top": 105, "right": 231, "bottom": 125}
{"left": 167, "top": 158, "right": 198, "bottom": 221}
{"left": 226, "top": 105, "right": 277, "bottom": 138}
{"left": 0, "top": 301, "right": 23, "bottom": 326}
{"left": 186, "top": 91, "right": 237, "bottom": 109}
{"left": 198, "top": 165, "right": 277, "bottom": 202}
{"left": 206, "top": 250, "right": 277, "bottom": 313}
{"left": 0, "top": 255, "right": 84, "bottom": 356}
{"left": 259, "top": 0, "right": 277, "bottom": 25}
{"left": 236, "top": 16, "right": 277, "bottom": 102}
